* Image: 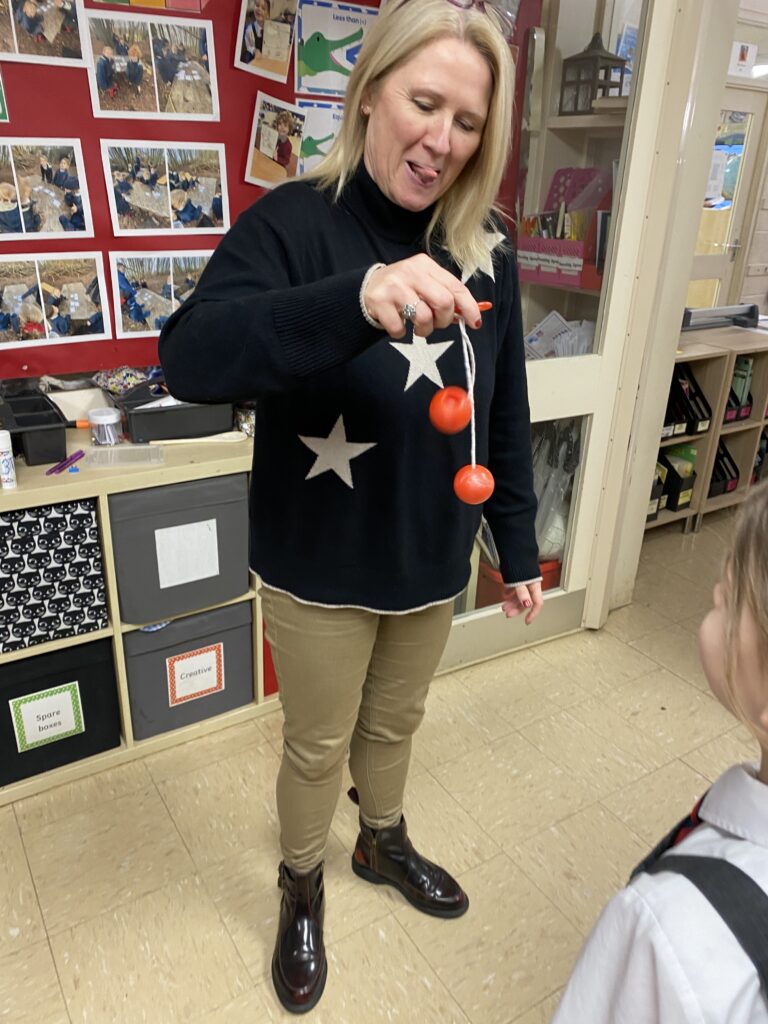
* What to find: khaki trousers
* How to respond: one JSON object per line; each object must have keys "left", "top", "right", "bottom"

{"left": 260, "top": 587, "right": 454, "bottom": 873}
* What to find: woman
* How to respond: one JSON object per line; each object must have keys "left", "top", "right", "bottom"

{"left": 159, "top": 0, "right": 541, "bottom": 1012}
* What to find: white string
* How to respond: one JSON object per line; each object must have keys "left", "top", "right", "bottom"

{"left": 458, "top": 318, "right": 477, "bottom": 467}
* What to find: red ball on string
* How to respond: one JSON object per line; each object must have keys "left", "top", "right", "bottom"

{"left": 429, "top": 386, "right": 472, "bottom": 434}
{"left": 454, "top": 464, "right": 495, "bottom": 505}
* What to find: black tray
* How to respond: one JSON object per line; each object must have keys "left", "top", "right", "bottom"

{"left": 0, "top": 392, "right": 67, "bottom": 466}
{"left": 114, "top": 384, "right": 234, "bottom": 443}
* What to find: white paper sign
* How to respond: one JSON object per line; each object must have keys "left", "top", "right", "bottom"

{"left": 729, "top": 41, "right": 758, "bottom": 78}
{"left": 11, "top": 681, "right": 84, "bottom": 752}
{"left": 155, "top": 519, "right": 220, "bottom": 590}
{"left": 167, "top": 642, "right": 224, "bottom": 704}
{"left": 260, "top": 122, "right": 279, "bottom": 159}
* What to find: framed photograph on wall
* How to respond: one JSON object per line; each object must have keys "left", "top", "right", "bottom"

{"left": 0, "top": 138, "right": 94, "bottom": 241}
{"left": 0, "top": 251, "right": 111, "bottom": 350}
{"left": 1, "top": 0, "right": 86, "bottom": 66}
{"left": 245, "top": 91, "right": 305, "bottom": 188}
{"left": 83, "top": 10, "right": 218, "bottom": 120}
{"left": 101, "top": 140, "right": 228, "bottom": 236}
{"left": 234, "top": 0, "right": 297, "bottom": 84}
{"left": 108, "top": 249, "right": 213, "bottom": 339}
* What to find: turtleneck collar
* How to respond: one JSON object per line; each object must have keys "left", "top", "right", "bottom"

{"left": 340, "top": 161, "right": 436, "bottom": 246}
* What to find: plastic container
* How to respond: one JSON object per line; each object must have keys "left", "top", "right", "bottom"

{"left": 0, "top": 392, "right": 67, "bottom": 466}
{"left": 0, "top": 429, "right": 16, "bottom": 489}
{"left": 89, "top": 407, "right": 122, "bottom": 446}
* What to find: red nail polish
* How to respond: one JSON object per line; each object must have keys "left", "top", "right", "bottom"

{"left": 474, "top": 318, "right": 482, "bottom": 329}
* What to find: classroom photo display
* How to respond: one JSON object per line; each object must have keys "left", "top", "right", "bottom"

{"left": 102, "top": 140, "right": 228, "bottom": 236}
{"left": 234, "top": 0, "right": 297, "bottom": 85}
{"left": 109, "top": 250, "right": 211, "bottom": 339}
{"left": 0, "top": 251, "right": 110, "bottom": 350}
{"left": 245, "top": 91, "right": 305, "bottom": 189}
{"left": 1, "top": 0, "right": 85, "bottom": 66}
{"left": 83, "top": 10, "right": 218, "bottom": 120}
{"left": 0, "top": 139, "right": 93, "bottom": 241}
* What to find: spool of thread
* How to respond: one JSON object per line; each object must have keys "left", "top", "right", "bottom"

{"left": 0, "top": 429, "right": 16, "bottom": 490}
{"left": 88, "top": 407, "right": 122, "bottom": 446}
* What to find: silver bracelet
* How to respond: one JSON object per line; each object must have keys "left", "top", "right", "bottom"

{"left": 360, "top": 262, "right": 386, "bottom": 329}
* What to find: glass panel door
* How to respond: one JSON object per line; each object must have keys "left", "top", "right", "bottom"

{"left": 687, "top": 88, "right": 767, "bottom": 307}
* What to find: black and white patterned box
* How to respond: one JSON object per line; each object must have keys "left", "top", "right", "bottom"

{"left": 0, "top": 500, "right": 109, "bottom": 654}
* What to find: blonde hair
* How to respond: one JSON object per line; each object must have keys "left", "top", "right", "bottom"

{"left": 23, "top": 0, "right": 37, "bottom": 15}
{"left": 303, "top": 0, "right": 514, "bottom": 273}
{"left": 128, "top": 44, "right": 141, "bottom": 60}
{"left": 722, "top": 481, "right": 768, "bottom": 715}
{"left": 0, "top": 182, "right": 17, "bottom": 203}
{"left": 170, "top": 188, "right": 188, "bottom": 211}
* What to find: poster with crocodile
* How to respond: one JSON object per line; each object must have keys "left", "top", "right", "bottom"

{"left": 234, "top": 0, "right": 297, "bottom": 84}
{"left": 295, "top": 0, "right": 377, "bottom": 97}
{"left": 296, "top": 99, "right": 343, "bottom": 175}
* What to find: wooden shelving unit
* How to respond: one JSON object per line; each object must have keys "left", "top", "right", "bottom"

{"left": 0, "top": 434, "right": 278, "bottom": 806}
{"left": 645, "top": 326, "right": 768, "bottom": 532}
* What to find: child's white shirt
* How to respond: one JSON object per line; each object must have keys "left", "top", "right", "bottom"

{"left": 552, "top": 763, "right": 768, "bottom": 1023}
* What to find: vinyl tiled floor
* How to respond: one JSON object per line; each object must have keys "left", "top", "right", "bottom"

{"left": 2, "top": 510, "right": 755, "bottom": 1024}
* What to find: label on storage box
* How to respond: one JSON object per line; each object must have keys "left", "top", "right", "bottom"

{"left": 167, "top": 642, "right": 225, "bottom": 705}
{"left": 155, "top": 519, "right": 220, "bottom": 590}
{"left": 697, "top": 419, "right": 710, "bottom": 433}
{"left": 10, "top": 682, "right": 85, "bottom": 753}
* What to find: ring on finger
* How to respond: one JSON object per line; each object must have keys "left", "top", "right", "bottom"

{"left": 401, "top": 301, "right": 419, "bottom": 323}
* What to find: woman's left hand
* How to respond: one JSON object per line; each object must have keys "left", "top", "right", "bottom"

{"left": 501, "top": 581, "right": 543, "bottom": 625}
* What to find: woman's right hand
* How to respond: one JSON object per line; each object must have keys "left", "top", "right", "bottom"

{"left": 362, "top": 254, "right": 483, "bottom": 339}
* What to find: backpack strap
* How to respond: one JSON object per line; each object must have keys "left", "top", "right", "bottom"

{"left": 630, "top": 793, "right": 709, "bottom": 880}
{"left": 643, "top": 854, "right": 768, "bottom": 996}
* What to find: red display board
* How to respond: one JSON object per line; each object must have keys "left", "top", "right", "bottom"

{"left": 0, "top": 0, "right": 532, "bottom": 381}
{"left": 0, "top": 0, "right": 287, "bottom": 379}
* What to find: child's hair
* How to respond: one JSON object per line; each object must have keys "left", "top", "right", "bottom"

{"left": 275, "top": 111, "right": 293, "bottom": 133}
{"left": 0, "top": 181, "right": 17, "bottom": 203}
{"left": 255, "top": 0, "right": 271, "bottom": 15}
{"left": 58, "top": 156, "right": 70, "bottom": 167}
{"left": 23, "top": 0, "right": 37, "bottom": 16}
{"left": 722, "top": 481, "right": 768, "bottom": 713}
{"left": 128, "top": 44, "right": 141, "bottom": 60}
{"left": 18, "top": 181, "right": 31, "bottom": 204}
{"left": 170, "top": 189, "right": 187, "bottom": 211}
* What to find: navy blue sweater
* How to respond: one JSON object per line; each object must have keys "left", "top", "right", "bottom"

{"left": 159, "top": 165, "right": 539, "bottom": 611}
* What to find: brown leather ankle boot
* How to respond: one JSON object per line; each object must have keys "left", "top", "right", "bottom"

{"left": 351, "top": 810, "right": 469, "bottom": 919}
{"left": 271, "top": 861, "right": 327, "bottom": 1014}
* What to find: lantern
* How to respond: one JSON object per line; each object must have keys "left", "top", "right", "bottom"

{"left": 559, "top": 33, "right": 626, "bottom": 116}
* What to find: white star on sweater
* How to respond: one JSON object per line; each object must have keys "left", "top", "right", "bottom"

{"left": 461, "top": 230, "right": 506, "bottom": 283}
{"left": 389, "top": 333, "right": 453, "bottom": 391}
{"left": 299, "top": 415, "right": 377, "bottom": 489}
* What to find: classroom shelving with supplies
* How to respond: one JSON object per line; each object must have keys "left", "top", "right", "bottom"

{"left": 0, "top": 434, "right": 279, "bottom": 806}
{"left": 645, "top": 326, "right": 768, "bottom": 532}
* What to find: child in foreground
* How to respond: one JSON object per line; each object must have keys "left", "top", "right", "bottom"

{"left": 553, "top": 482, "right": 768, "bottom": 1023}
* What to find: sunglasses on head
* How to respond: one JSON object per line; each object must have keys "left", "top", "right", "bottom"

{"left": 441, "top": 0, "right": 519, "bottom": 42}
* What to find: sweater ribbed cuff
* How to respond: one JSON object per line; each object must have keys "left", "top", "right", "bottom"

{"left": 272, "top": 268, "right": 383, "bottom": 379}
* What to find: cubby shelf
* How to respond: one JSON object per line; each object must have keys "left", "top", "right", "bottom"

{"left": 646, "top": 327, "right": 768, "bottom": 531}
{"left": 0, "top": 436, "right": 279, "bottom": 807}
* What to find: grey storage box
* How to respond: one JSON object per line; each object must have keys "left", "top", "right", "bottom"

{"left": 124, "top": 601, "right": 254, "bottom": 740}
{"left": 108, "top": 474, "right": 249, "bottom": 624}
